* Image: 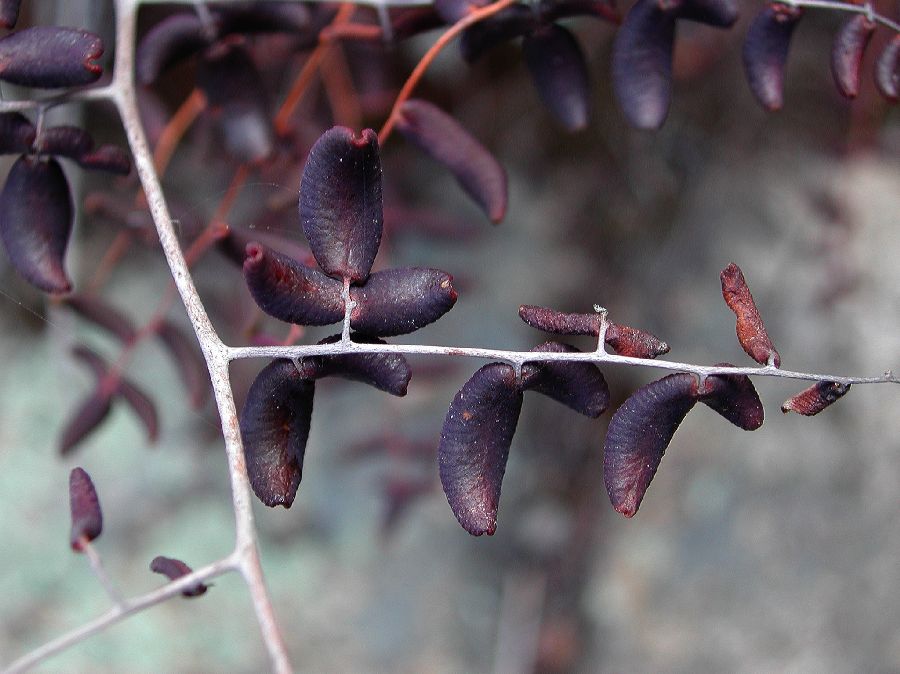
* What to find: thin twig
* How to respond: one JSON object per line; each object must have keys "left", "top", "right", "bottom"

{"left": 80, "top": 540, "right": 126, "bottom": 608}
{"left": 2, "top": 555, "right": 238, "bottom": 674}
{"left": 229, "top": 341, "right": 899, "bottom": 387}
{"left": 274, "top": 3, "right": 356, "bottom": 135}
{"left": 777, "top": 0, "right": 900, "bottom": 33}
{"left": 378, "top": 0, "right": 519, "bottom": 145}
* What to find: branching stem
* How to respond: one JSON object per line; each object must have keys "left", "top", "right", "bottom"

{"left": 3, "top": 0, "right": 898, "bottom": 672}
{"left": 230, "top": 341, "right": 899, "bottom": 387}
{"left": 1, "top": 555, "right": 238, "bottom": 674}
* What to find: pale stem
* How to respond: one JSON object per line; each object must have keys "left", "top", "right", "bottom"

{"left": 593, "top": 305, "right": 609, "bottom": 354}
{"left": 341, "top": 278, "right": 355, "bottom": 344}
{"left": 80, "top": 540, "right": 126, "bottom": 608}
{"left": 1, "top": 555, "right": 238, "bottom": 674}
{"left": 778, "top": 0, "right": 900, "bottom": 32}
{"left": 229, "top": 341, "right": 899, "bottom": 388}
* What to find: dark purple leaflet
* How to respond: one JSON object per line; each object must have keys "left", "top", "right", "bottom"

{"left": 611, "top": 0, "right": 678, "bottom": 130}
{"left": 68, "top": 345, "right": 159, "bottom": 447}
{"left": 875, "top": 35, "right": 900, "bottom": 102}
{"left": 69, "top": 467, "right": 103, "bottom": 550}
{"left": 0, "top": 0, "right": 20, "bottom": 29}
{"left": 118, "top": 377, "right": 160, "bottom": 444}
{"left": 197, "top": 41, "right": 274, "bottom": 164}
{"left": 0, "top": 112, "right": 35, "bottom": 154}
{"left": 59, "top": 391, "right": 113, "bottom": 455}
{"left": 675, "top": 0, "right": 738, "bottom": 28}
{"left": 136, "top": 13, "right": 210, "bottom": 85}
{"left": 522, "top": 24, "right": 590, "bottom": 131}
{"left": 302, "top": 335, "right": 412, "bottom": 396}
{"left": 519, "top": 304, "right": 599, "bottom": 335}
{"left": 396, "top": 99, "right": 508, "bottom": 223}
{"left": 434, "top": 0, "right": 489, "bottom": 24}
{"left": 742, "top": 4, "right": 803, "bottom": 111}
{"left": 33, "top": 125, "right": 94, "bottom": 161}
{"left": 77, "top": 145, "right": 132, "bottom": 175}
{"left": 831, "top": 14, "right": 876, "bottom": 99}
{"left": 150, "top": 556, "right": 208, "bottom": 597}
{"left": 438, "top": 363, "right": 523, "bottom": 535}
{"left": 537, "top": 0, "right": 620, "bottom": 25}
{"left": 243, "top": 243, "right": 345, "bottom": 326}
{"left": 520, "top": 342, "right": 609, "bottom": 417}
{"left": 215, "top": 2, "right": 311, "bottom": 36}
{"left": 459, "top": 3, "right": 538, "bottom": 62}
{"left": 64, "top": 294, "right": 138, "bottom": 344}
{"left": 604, "top": 373, "right": 698, "bottom": 517}
{"left": 240, "top": 360, "right": 315, "bottom": 508}
{"left": 696, "top": 368, "right": 764, "bottom": 431}
{"left": 299, "top": 127, "right": 383, "bottom": 284}
{"left": 349, "top": 267, "right": 457, "bottom": 337}
{"left": 156, "top": 321, "right": 210, "bottom": 409}
{"left": 0, "top": 156, "right": 73, "bottom": 294}
{"left": 518, "top": 304, "right": 669, "bottom": 358}
{"left": 0, "top": 27, "right": 103, "bottom": 88}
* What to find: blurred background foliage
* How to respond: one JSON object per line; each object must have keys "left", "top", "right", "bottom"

{"left": 0, "top": 0, "right": 898, "bottom": 671}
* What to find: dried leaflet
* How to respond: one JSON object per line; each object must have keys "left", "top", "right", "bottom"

{"left": 243, "top": 243, "right": 345, "bottom": 326}
{"left": 742, "top": 4, "right": 803, "bottom": 111}
{"left": 65, "top": 295, "right": 138, "bottom": 344}
{"left": 69, "top": 467, "right": 103, "bottom": 550}
{"left": 34, "top": 125, "right": 94, "bottom": 161}
{"left": 150, "top": 556, "right": 208, "bottom": 597}
{"left": 439, "top": 363, "right": 523, "bottom": 535}
{"left": 349, "top": 267, "right": 458, "bottom": 337}
{"left": 156, "top": 321, "right": 210, "bottom": 408}
{"left": 518, "top": 304, "right": 669, "bottom": 358}
{"left": 781, "top": 380, "right": 850, "bottom": 416}
{"left": 875, "top": 35, "right": 900, "bottom": 102}
{"left": 459, "top": 4, "right": 537, "bottom": 62}
{"left": 720, "top": 263, "right": 780, "bottom": 367}
{"left": 696, "top": 367, "right": 764, "bottom": 430}
{"left": 0, "top": 0, "right": 20, "bottom": 29}
{"left": 77, "top": 145, "right": 132, "bottom": 175}
{"left": 396, "top": 99, "right": 508, "bottom": 223}
{"left": 240, "top": 360, "right": 315, "bottom": 507}
{"left": 831, "top": 14, "right": 876, "bottom": 99}
{"left": 0, "top": 156, "right": 74, "bottom": 294}
{"left": 522, "top": 24, "right": 590, "bottom": 131}
{"left": 0, "top": 27, "right": 104, "bottom": 88}
{"left": 520, "top": 343, "right": 609, "bottom": 417}
{"left": 0, "top": 112, "right": 35, "bottom": 154}
{"left": 197, "top": 41, "right": 274, "bottom": 163}
{"left": 519, "top": 304, "right": 599, "bottom": 336}
{"left": 674, "top": 0, "right": 738, "bottom": 28}
{"left": 611, "top": 0, "right": 678, "bottom": 129}
{"left": 299, "top": 127, "right": 383, "bottom": 283}
{"left": 59, "top": 392, "right": 113, "bottom": 455}
{"left": 136, "top": 13, "right": 210, "bottom": 84}
{"left": 538, "top": 0, "right": 620, "bottom": 25}
{"left": 117, "top": 377, "right": 160, "bottom": 444}
{"left": 604, "top": 322, "right": 670, "bottom": 359}
{"left": 604, "top": 374, "right": 698, "bottom": 517}
{"left": 303, "top": 335, "right": 412, "bottom": 396}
